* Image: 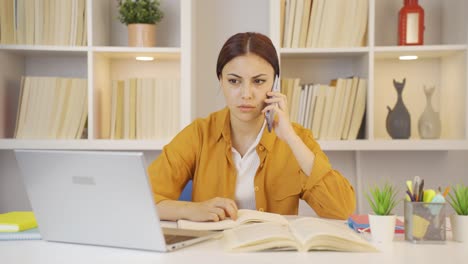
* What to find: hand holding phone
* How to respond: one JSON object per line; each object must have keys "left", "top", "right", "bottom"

{"left": 266, "top": 75, "right": 280, "bottom": 132}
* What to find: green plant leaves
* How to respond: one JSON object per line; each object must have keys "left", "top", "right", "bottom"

{"left": 447, "top": 184, "right": 468, "bottom": 215}
{"left": 117, "top": 0, "right": 164, "bottom": 25}
{"left": 365, "top": 183, "right": 400, "bottom": 215}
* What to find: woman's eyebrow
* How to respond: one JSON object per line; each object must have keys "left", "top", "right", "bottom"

{"left": 227, "top": 73, "right": 242, "bottom": 78}
{"left": 226, "top": 73, "right": 268, "bottom": 78}
{"left": 252, "top": 74, "right": 267, "bottom": 78}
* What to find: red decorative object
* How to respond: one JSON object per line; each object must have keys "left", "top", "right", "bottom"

{"left": 398, "top": 0, "right": 425, "bottom": 45}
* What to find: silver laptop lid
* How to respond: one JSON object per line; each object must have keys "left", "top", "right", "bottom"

{"left": 15, "top": 150, "right": 167, "bottom": 251}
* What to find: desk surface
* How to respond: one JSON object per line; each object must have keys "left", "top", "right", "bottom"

{"left": 1, "top": 234, "right": 467, "bottom": 264}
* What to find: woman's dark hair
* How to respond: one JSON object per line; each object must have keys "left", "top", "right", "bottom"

{"left": 216, "top": 32, "right": 279, "bottom": 79}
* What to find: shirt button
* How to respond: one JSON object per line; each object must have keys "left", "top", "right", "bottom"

{"left": 259, "top": 146, "right": 265, "bottom": 151}
{"left": 258, "top": 208, "right": 264, "bottom": 212}
{"left": 254, "top": 186, "right": 259, "bottom": 192}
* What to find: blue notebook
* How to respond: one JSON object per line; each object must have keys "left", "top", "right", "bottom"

{"left": 347, "top": 215, "right": 404, "bottom": 234}
{"left": 0, "top": 227, "right": 41, "bottom": 241}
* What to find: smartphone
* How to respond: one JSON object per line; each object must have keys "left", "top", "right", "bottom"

{"left": 266, "top": 75, "right": 280, "bottom": 132}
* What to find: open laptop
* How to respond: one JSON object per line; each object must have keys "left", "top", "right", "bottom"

{"left": 14, "top": 149, "right": 219, "bottom": 252}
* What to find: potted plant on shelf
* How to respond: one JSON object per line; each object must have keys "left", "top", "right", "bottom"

{"left": 365, "top": 183, "right": 400, "bottom": 243}
{"left": 447, "top": 184, "right": 468, "bottom": 242}
{"left": 117, "top": 0, "right": 164, "bottom": 47}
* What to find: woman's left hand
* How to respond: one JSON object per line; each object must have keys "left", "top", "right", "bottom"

{"left": 262, "top": 91, "right": 295, "bottom": 141}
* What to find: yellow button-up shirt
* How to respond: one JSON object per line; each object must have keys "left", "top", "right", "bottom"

{"left": 148, "top": 108, "right": 356, "bottom": 219}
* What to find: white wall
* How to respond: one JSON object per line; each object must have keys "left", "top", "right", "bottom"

{"left": 194, "top": 0, "right": 270, "bottom": 119}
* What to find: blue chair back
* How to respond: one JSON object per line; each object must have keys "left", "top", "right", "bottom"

{"left": 178, "top": 180, "right": 193, "bottom": 201}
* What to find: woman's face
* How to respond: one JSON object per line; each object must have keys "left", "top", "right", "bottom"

{"left": 220, "top": 53, "right": 275, "bottom": 123}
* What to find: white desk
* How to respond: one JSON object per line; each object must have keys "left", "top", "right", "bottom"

{"left": 1, "top": 232, "right": 467, "bottom": 264}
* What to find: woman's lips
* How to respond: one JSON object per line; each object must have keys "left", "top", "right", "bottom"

{"left": 238, "top": 105, "right": 256, "bottom": 112}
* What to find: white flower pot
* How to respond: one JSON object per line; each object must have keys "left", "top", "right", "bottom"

{"left": 450, "top": 214, "right": 468, "bottom": 242}
{"left": 368, "top": 214, "right": 396, "bottom": 243}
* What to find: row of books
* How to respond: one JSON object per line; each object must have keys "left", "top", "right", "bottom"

{"left": 0, "top": 0, "right": 87, "bottom": 45}
{"left": 282, "top": 76, "right": 367, "bottom": 140}
{"left": 281, "top": 0, "right": 368, "bottom": 48}
{"left": 15, "top": 76, "right": 88, "bottom": 139}
{"left": 110, "top": 78, "right": 180, "bottom": 140}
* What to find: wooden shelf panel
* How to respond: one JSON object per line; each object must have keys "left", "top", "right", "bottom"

{"left": 0, "top": 139, "right": 171, "bottom": 150}
{"left": 0, "top": 139, "right": 466, "bottom": 151}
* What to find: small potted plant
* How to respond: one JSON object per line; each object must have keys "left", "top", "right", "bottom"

{"left": 365, "top": 183, "right": 400, "bottom": 243}
{"left": 117, "top": 0, "right": 164, "bottom": 47}
{"left": 447, "top": 184, "right": 468, "bottom": 242}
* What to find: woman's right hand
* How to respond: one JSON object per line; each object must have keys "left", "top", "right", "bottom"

{"left": 157, "top": 197, "right": 238, "bottom": 222}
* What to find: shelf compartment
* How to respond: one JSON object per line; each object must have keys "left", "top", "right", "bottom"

{"left": 375, "top": 0, "right": 467, "bottom": 46}
{"left": 92, "top": 0, "right": 181, "bottom": 48}
{"left": 373, "top": 49, "right": 467, "bottom": 140}
{"left": 280, "top": 53, "right": 369, "bottom": 85}
{"left": 92, "top": 51, "right": 181, "bottom": 140}
{"left": 0, "top": 50, "right": 88, "bottom": 139}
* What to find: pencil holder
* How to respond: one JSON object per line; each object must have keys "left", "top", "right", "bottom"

{"left": 404, "top": 201, "right": 446, "bottom": 243}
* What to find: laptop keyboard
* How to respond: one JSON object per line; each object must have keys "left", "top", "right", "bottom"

{"left": 164, "top": 234, "right": 197, "bottom": 244}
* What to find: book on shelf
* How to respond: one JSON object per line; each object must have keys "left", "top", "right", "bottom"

{"left": 1, "top": 0, "right": 86, "bottom": 45}
{"left": 298, "top": 0, "right": 312, "bottom": 48}
{"left": 283, "top": 0, "right": 297, "bottom": 48}
{"left": 341, "top": 77, "right": 359, "bottom": 139}
{"left": 0, "top": 228, "right": 41, "bottom": 241}
{"left": 347, "top": 78, "right": 367, "bottom": 140}
{"left": 310, "top": 84, "right": 328, "bottom": 138}
{"left": 177, "top": 209, "right": 289, "bottom": 231}
{"left": 110, "top": 77, "right": 180, "bottom": 140}
{"left": 347, "top": 215, "right": 404, "bottom": 234}
{"left": 222, "top": 217, "right": 378, "bottom": 252}
{"left": 291, "top": 0, "right": 304, "bottom": 48}
{"left": 0, "top": 211, "right": 37, "bottom": 232}
{"left": 282, "top": 0, "right": 367, "bottom": 48}
{"left": 318, "top": 84, "right": 336, "bottom": 140}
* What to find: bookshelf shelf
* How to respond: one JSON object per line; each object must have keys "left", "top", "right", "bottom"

{"left": 1, "top": 138, "right": 466, "bottom": 151}
{"left": 319, "top": 140, "right": 468, "bottom": 151}
{"left": 92, "top": 46, "right": 181, "bottom": 55}
{"left": 0, "top": 45, "right": 89, "bottom": 53}
{"left": 280, "top": 47, "right": 369, "bottom": 57}
{"left": 374, "top": 45, "right": 468, "bottom": 59}
{"left": 0, "top": 139, "right": 170, "bottom": 150}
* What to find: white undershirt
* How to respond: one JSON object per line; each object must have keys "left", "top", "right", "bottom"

{"left": 232, "top": 122, "right": 266, "bottom": 210}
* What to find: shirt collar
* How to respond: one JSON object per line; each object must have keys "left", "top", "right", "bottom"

{"left": 216, "top": 107, "right": 276, "bottom": 152}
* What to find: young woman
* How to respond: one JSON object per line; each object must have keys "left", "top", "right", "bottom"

{"left": 148, "top": 32, "right": 356, "bottom": 222}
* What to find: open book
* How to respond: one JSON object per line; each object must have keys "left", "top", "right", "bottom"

{"left": 177, "top": 209, "right": 289, "bottom": 231}
{"left": 222, "top": 217, "right": 378, "bottom": 252}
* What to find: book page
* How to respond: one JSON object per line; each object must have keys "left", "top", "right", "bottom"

{"left": 177, "top": 209, "right": 288, "bottom": 231}
{"left": 289, "top": 217, "right": 377, "bottom": 252}
{"left": 178, "top": 218, "right": 238, "bottom": 231}
{"left": 223, "top": 222, "right": 298, "bottom": 252}
{"left": 236, "top": 209, "right": 289, "bottom": 225}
